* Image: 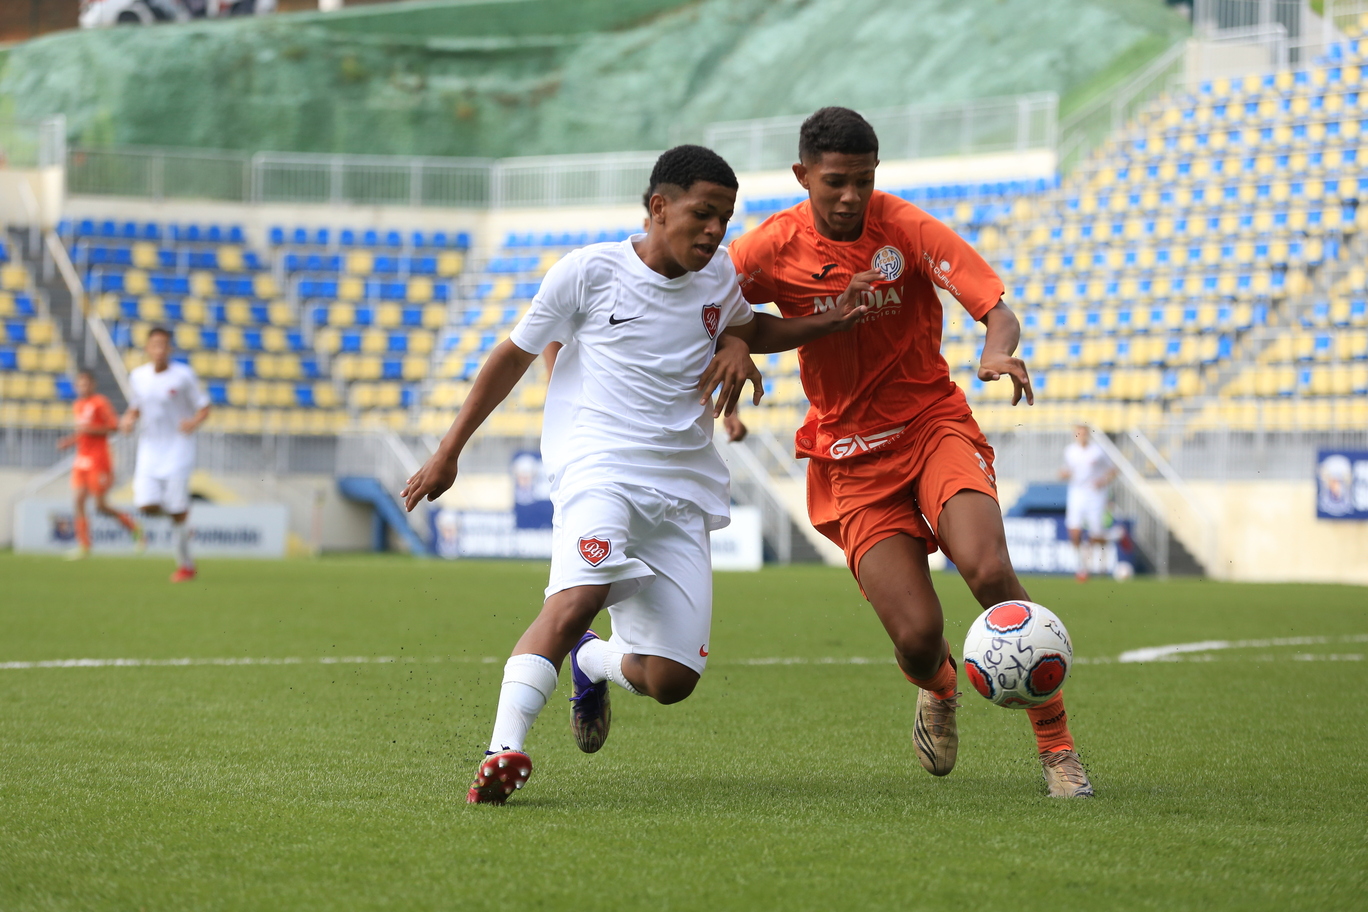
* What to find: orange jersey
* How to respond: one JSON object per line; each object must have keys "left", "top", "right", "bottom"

{"left": 71, "top": 394, "right": 117, "bottom": 472}
{"left": 729, "top": 191, "right": 1004, "bottom": 461}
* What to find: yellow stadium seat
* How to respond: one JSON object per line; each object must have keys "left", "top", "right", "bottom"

{"left": 376, "top": 303, "right": 403, "bottom": 328}
{"left": 131, "top": 242, "right": 158, "bottom": 269}
{"left": 314, "top": 382, "right": 340, "bottom": 409}
{"left": 262, "top": 326, "right": 287, "bottom": 352}
{"left": 402, "top": 356, "right": 429, "bottom": 381}
{"left": 123, "top": 269, "right": 149, "bottom": 295}
{"left": 253, "top": 274, "right": 278, "bottom": 299}
{"left": 220, "top": 326, "right": 244, "bottom": 353}
{"left": 2, "top": 263, "right": 29, "bottom": 290}
{"left": 268, "top": 302, "right": 294, "bottom": 326}
{"left": 407, "top": 278, "right": 433, "bottom": 304}
{"left": 346, "top": 251, "right": 374, "bottom": 276}
{"left": 227, "top": 381, "right": 249, "bottom": 406}
{"left": 329, "top": 304, "right": 356, "bottom": 328}
{"left": 338, "top": 277, "right": 365, "bottom": 301}
{"left": 422, "top": 304, "right": 446, "bottom": 329}
{"left": 218, "top": 246, "right": 244, "bottom": 272}
{"left": 361, "top": 328, "right": 387, "bottom": 354}
{"left": 190, "top": 271, "right": 215, "bottom": 298}
{"left": 183, "top": 298, "right": 207, "bottom": 323}
{"left": 409, "top": 331, "right": 435, "bottom": 356}
{"left": 437, "top": 251, "right": 464, "bottom": 276}
{"left": 226, "top": 299, "right": 252, "bottom": 325}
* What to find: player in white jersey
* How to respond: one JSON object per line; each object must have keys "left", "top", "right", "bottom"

{"left": 1059, "top": 423, "right": 1116, "bottom": 582}
{"left": 402, "top": 146, "right": 864, "bottom": 804}
{"left": 120, "top": 327, "right": 211, "bottom": 582}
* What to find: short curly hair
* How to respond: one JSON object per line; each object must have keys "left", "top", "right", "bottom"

{"left": 798, "top": 107, "right": 879, "bottom": 163}
{"left": 645, "top": 144, "right": 738, "bottom": 201}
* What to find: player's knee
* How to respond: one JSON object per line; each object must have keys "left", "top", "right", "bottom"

{"left": 639, "top": 658, "right": 699, "bottom": 704}
{"left": 650, "top": 672, "right": 699, "bottom": 705}
{"left": 960, "top": 551, "right": 1017, "bottom": 600}
{"left": 891, "top": 620, "right": 942, "bottom": 665}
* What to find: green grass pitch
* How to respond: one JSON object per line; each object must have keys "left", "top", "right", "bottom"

{"left": 2, "top": 553, "right": 1366, "bottom": 911}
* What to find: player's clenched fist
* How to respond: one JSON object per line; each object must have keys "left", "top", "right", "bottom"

{"left": 402, "top": 454, "right": 458, "bottom": 512}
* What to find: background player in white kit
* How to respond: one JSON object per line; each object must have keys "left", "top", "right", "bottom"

{"left": 401, "top": 146, "right": 863, "bottom": 805}
{"left": 120, "top": 327, "right": 211, "bottom": 583}
{"left": 1060, "top": 423, "right": 1117, "bottom": 582}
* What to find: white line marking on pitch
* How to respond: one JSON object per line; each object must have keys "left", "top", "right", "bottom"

{"left": 1116, "top": 634, "right": 1368, "bottom": 663}
{"left": 1, "top": 636, "right": 1364, "bottom": 672}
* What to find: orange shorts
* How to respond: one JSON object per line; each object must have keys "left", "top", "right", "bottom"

{"left": 71, "top": 465, "right": 113, "bottom": 495}
{"left": 806, "top": 414, "right": 998, "bottom": 581}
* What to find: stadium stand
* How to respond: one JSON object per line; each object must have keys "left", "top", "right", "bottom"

{"left": 0, "top": 236, "right": 75, "bottom": 430}
{"left": 18, "top": 30, "right": 1368, "bottom": 442}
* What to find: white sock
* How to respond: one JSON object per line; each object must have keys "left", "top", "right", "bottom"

{"left": 486, "top": 654, "right": 559, "bottom": 754}
{"left": 575, "top": 637, "right": 641, "bottom": 696}
{"left": 173, "top": 522, "right": 193, "bottom": 569}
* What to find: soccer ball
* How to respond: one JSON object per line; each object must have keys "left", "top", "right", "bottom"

{"left": 1112, "top": 560, "right": 1134, "bottom": 582}
{"left": 962, "top": 600, "right": 1072, "bottom": 709}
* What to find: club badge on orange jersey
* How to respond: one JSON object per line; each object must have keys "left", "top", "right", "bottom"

{"left": 871, "top": 245, "right": 904, "bottom": 281}
{"left": 701, "top": 302, "right": 721, "bottom": 339}
{"left": 578, "top": 536, "right": 611, "bottom": 566}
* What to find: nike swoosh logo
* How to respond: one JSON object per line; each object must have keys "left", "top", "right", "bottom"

{"left": 811, "top": 263, "right": 837, "bottom": 280}
{"left": 608, "top": 314, "right": 642, "bottom": 325}
{"left": 699, "top": 645, "right": 709, "bottom": 657}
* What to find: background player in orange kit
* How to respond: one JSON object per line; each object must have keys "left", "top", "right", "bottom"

{"left": 721, "top": 107, "right": 1092, "bottom": 797}
{"left": 56, "top": 370, "right": 141, "bottom": 559}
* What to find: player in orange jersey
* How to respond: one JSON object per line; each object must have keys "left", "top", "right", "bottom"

{"left": 56, "top": 370, "right": 141, "bottom": 559}
{"left": 720, "top": 107, "right": 1092, "bottom": 797}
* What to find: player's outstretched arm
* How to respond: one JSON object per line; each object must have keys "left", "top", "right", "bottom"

{"left": 119, "top": 408, "right": 140, "bottom": 435}
{"left": 977, "top": 301, "right": 1034, "bottom": 406}
{"left": 739, "top": 268, "right": 877, "bottom": 354}
{"left": 180, "top": 405, "right": 211, "bottom": 435}
{"left": 402, "top": 339, "right": 538, "bottom": 511}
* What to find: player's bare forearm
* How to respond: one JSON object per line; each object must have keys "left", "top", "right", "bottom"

{"left": 743, "top": 311, "right": 846, "bottom": 353}
{"left": 179, "top": 406, "right": 211, "bottom": 435}
{"left": 403, "top": 339, "right": 537, "bottom": 510}
{"left": 119, "top": 408, "right": 140, "bottom": 435}
{"left": 977, "top": 301, "right": 1034, "bottom": 406}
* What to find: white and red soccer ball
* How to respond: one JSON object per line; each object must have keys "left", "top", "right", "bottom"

{"left": 962, "top": 600, "right": 1072, "bottom": 709}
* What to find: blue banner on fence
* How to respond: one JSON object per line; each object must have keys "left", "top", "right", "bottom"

{"left": 1316, "top": 450, "right": 1368, "bottom": 519}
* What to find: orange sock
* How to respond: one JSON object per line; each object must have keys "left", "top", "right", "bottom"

{"left": 904, "top": 654, "right": 958, "bottom": 700}
{"left": 75, "top": 516, "right": 90, "bottom": 550}
{"left": 114, "top": 512, "right": 137, "bottom": 532}
{"left": 1026, "top": 693, "right": 1074, "bottom": 753}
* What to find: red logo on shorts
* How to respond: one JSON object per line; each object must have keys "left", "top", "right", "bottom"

{"left": 699, "top": 644, "right": 709, "bottom": 657}
{"left": 701, "top": 303, "right": 721, "bottom": 339}
{"left": 578, "top": 536, "right": 611, "bottom": 566}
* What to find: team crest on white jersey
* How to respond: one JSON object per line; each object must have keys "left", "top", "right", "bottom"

{"left": 871, "top": 246, "right": 904, "bottom": 281}
{"left": 578, "top": 536, "right": 611, "bottom": 566}
{"left": 701, "top": 302, "right": 721, "bottom": 338}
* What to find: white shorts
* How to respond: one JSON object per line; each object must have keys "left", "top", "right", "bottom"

{"left": 1065, "top": 485, "right": 1107, "bottom": 537}
{"left": 133, "top": 470, "right": 192, "bottom": 515}
{"left": 547, "top": 482, "right": 713, "bottom": 674}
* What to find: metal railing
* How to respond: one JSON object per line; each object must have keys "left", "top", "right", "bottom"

{"left": 252, "top": 152, "right": 494, "bottom": 207}
{"left": 492, "top": 151, "right": 659, "bottom": 208}
{"left": 0, "top": 116, "right": 66, "bottom": 170}
{"left": 67, "top": 145, "right": 251, "bottom": 201}
{"left": 715, "top": 439, "right": 793, "bottom": 565}
{"left": 704, "top": 93, "right": 1058, "bottom": 174}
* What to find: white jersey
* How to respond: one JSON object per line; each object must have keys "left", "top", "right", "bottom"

{"left": 509, "top": 236, "right": 754, "bottom": 529}
{"left": 1063, "top": 440, "right": 1112, "bottom": 491}
{"left": 129, "top": 360, "right": 209, "bottom": 478}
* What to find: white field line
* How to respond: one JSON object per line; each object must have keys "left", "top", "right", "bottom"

{"left": 1, "top": 636, "right": 1365, "bottom": 672}
{"left": 1116, "top": 633, "right": 1368, "bottom": 663}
